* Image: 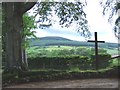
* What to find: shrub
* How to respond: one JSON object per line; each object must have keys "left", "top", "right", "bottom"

{"left": 91, "top": 54, "right": 111, "bottom": 69}
{"left": 28, "top": 53, "right": 112, "bottom": 70}
{"left": 28, "top": 55, "right": 92, "bottom": 70}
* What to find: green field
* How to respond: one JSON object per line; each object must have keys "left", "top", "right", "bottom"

{"left": 105, "top": 48, "right": 118, "bottom": 55}
{"left": 26, "top": 45, "right": 119, "bottom": 68}
{"left": 27, "top": 36, "right": 119, "bottom": 58}
{"left": 27, "top": 46, "right": 118, "bottom": 55}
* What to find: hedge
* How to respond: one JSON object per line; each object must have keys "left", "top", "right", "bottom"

{"left": 91, "top": 54, "right": 111, "bottom": 69}
{"left": 28, "top": 54, "right": 111, "bottom": 70}
{"left": 28, "top": 55, "right": 89, "bottom": 70}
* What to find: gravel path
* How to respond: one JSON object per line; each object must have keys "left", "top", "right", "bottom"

{"left": 5, "top": 78, "right": 119, "bottom": 88}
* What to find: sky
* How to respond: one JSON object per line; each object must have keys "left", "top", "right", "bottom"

{"left": 29, "top": 0, "right": 118, "bottom": 43}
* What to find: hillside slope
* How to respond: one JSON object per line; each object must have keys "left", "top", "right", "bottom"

{"left": 29, "top": 36, "right": 118, "bottom": 48}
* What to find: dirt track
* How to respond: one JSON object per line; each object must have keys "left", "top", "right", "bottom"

{"left": 5, "top": 78, "right": 119, "bottom": 88}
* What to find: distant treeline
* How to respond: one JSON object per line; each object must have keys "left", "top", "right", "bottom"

{"left": 28, "top": 37, "right": 119, "bottom": 48}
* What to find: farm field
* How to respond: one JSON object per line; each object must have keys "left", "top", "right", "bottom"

{"left": 27, "top": 45, "right": 118, "bottom": 56}
{"left": 105, "top": 48, "right": 118, "bottom": 55}
{"left": 26, "top": 45, "right": 119, "bottom": 69}
{"left": 27, "top": 36, "right": 119, "bottom": 58}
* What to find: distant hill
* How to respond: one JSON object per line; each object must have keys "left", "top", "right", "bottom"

{"left": 37, "top": 36, "right": 72, "bottom": 41}
{"left": 29, "top": 36, "right": 118, "bottom": 48}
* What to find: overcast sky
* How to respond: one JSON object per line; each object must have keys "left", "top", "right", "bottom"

{"left": 30, "top": 0, "right": 118, "bottom": 43}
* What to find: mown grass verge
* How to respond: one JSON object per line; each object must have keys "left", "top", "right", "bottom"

{"left": 2, "top": 66, "right": 119, "bottom": 87}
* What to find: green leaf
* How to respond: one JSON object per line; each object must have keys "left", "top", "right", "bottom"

{"left": 22, "top": 13, "right": 37, "bottom": 48}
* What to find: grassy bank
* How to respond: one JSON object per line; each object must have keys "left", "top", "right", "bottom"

{"left": 2, "top": 66, "right": 119, "bottom": 87}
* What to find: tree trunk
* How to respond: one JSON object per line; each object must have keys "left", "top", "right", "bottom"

{"left": 3, "top": 2, "right": 37, "bottom": 72}
{"left": 4, "top": 2, "right": 22, "bottom": 70}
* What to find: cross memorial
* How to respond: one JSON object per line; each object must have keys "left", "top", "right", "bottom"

{"left": 88, "top": 32, "right": 105, "bottom": 70}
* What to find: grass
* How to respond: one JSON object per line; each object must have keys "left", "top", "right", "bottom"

{"left": 27, "top": 46, "right": 77, "bottom": 51}
{"left": 29, "top": 65, "right": 115, "bottom": 73}
{"left": 109, "top": 58, "right": 119, "bottom": 67}
{"left": 3, "top": 64, "right": 119, "bottom": 87}
{"left": 105, "top": 48, "right": 118, "bottom": 55}
{"left": 46, "top": 46, "right": 74, "bottom": 50}
{"left": 27, "top": 46, "right": 118, "bottom": 55}
{"left": 26, "top": 46, "right": 91, "bottom": 57}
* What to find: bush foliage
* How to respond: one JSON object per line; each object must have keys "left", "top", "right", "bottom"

{"left": 28, "top": 54, "right": 111, "bottom": 70}
{"left": 27, "top": 46, "right": 108, "bottom": 57}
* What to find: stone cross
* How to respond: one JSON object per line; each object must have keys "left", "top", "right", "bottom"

{"left": 88, "top": 32, "right": 105, "bottom": 70}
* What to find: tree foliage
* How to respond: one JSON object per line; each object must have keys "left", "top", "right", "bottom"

{"left": 100, "top": 0, "right": 120, "bottom": 39}
{"left": 23, "top": 14, "right": 37, "bottom": 38}
{"left": 31, "top": 1, "right": 91, "bottom": 38}
{"left": 22, "top": 13, "right": 37, "bottom": 48}
{"left": 100, "top": 0, "right": 119, "bottom": 21}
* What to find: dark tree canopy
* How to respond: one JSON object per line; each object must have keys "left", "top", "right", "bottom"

{"left": 100, "top": 0, "right": 119, "bottom": 21}
{"left": 29, "top": 1, "right": 91, "bottom": 38}
{"left": 100, "top": 0, "right": 120, "bottom": 39}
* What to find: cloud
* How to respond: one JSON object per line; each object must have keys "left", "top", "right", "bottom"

{"left": 34, "top": 27, "right": 86, "bottom": 41}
